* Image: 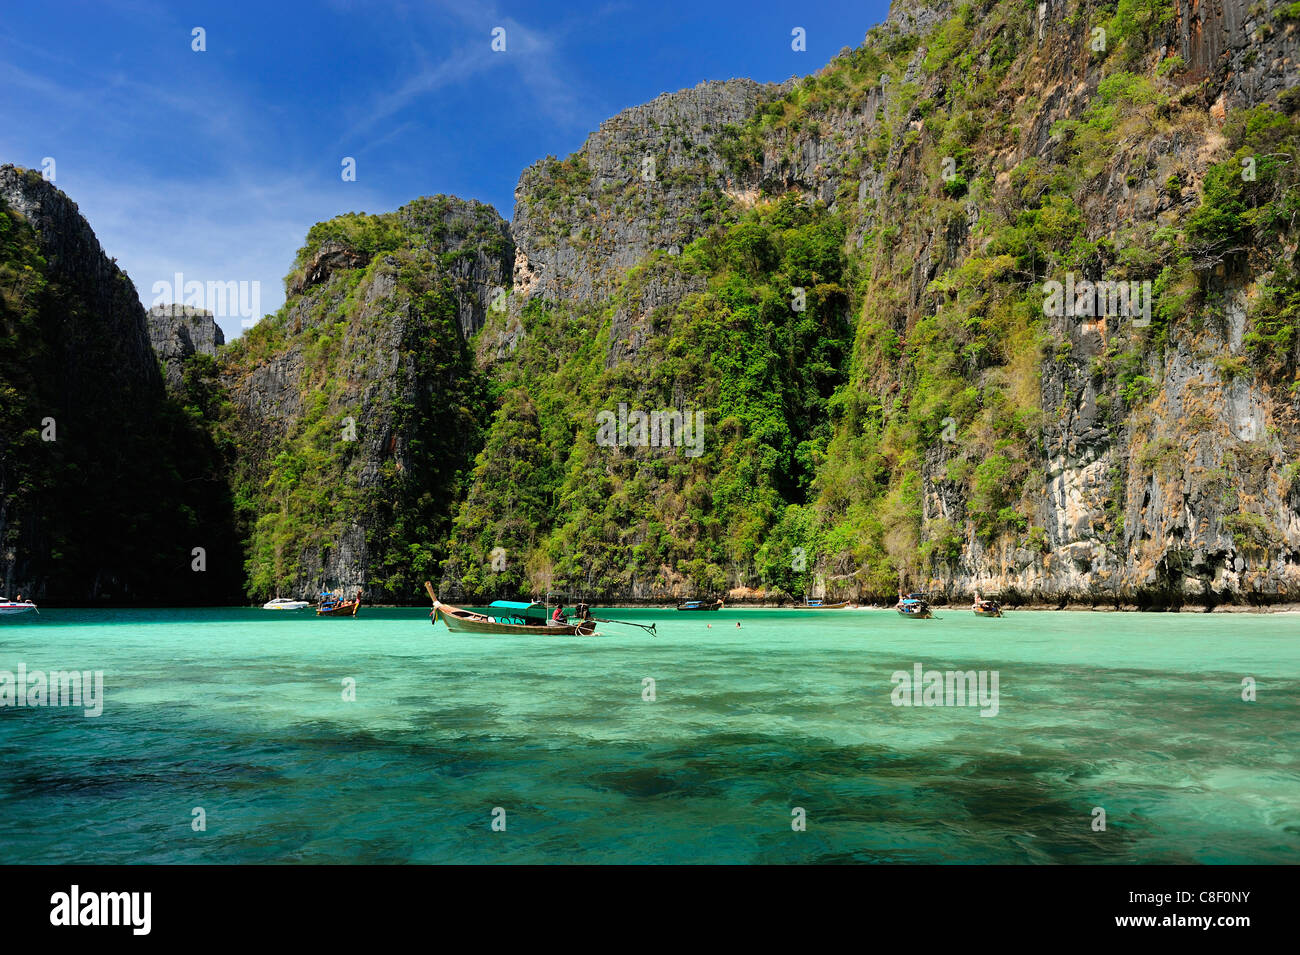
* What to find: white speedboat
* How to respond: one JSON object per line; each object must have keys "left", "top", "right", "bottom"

{"left": 0, "top": 598, "right": 37, "bottom": 616}
{"left": 262, "top": 597, "right": 310, "bottom": 611}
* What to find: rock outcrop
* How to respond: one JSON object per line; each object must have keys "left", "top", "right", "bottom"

{"left": 147, "top": 304, "right": 224, "bottom": 388}
{"left": 215, "top": 195, "right": 512, "bottom": 601}
{"left": 0, "top": 165, "right": 238, "bottom": 603}
{"left": 511, "top": 78, "right": 771, "bottom": 307}
{"left": 481, "top": 79, "right": 775, "bottom": 366}
{"left": 0, "top": 165, "right": 162, "bottom": 394}
{"left": 449, "top": 0, "right": 1300, "bottom": 607}
{"left": 6, "top": 0, "right": 1300, "bottom": 608}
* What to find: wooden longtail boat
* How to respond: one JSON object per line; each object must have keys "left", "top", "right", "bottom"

{"left": 424, "top": 582, "right": 596, "bottom": 635}
{"left": 676, "top": 599, "right": 723, "bottom": 612}
{"left": 801, "top": 599, "right": 850, "bottom": 609}
{"left": 316, "top": 591, "right": 361, "bottom": 616}
{"left": 896, "top": 594, "right": 933, "bottom": 619}
{"left": 972, "top": 594, "right": 1003, "bottom": 617}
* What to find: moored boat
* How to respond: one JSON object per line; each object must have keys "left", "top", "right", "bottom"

{"left": 425, "top": 583, "right": 596, "bottom": 635}
{"left": 801, "top": 598, "right": 850, "bottom": 609}
{"left": 676, "top": 598, "right": 723, "bottom": 611}
{"left": 262, "top": 597, "right": 310, "bottom": 611}
{"left": 896, "top": 593, "right": 932, "bottom": 618}
{"left": 0, "top": 598, "right": 37, "bottom": 617}
{"left": 972, "top": 593, "right": 1003, "bottom": 617}
{"left": 316, "top": 591, "right": 361, "bottom": 616}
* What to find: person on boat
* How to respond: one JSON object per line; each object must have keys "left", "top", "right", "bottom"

{"left": 552, "top": 605, "right": 567, "bottom": 624}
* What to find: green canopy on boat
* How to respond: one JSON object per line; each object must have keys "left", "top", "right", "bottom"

{"left": 489, "top": 600, "right": 544, "bottom": 610}
{"left": 485, "top": 599, "right": 551, "bottom": 624}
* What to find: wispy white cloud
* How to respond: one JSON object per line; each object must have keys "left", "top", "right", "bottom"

{"left": 0, "top": 0, "right": 625, "bottom": 342}
{"left": 0, "top": 21, "right": 403, "bottom": 340}
{"left": 341, "top": 0, "right": 598, "bottom": 143}
{"left": 342, "top": 43, "right": 490, "bottom": 142}
{"left": 435, "top": 1, "right": 591, "bottom": 128}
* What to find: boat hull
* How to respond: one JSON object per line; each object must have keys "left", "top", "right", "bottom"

{"left": 0, "top": 604, "right": 36, "bottom": 616}
{"left": 973, "top": 607, "right": 1002, "bottom": 617}
{"left": 317, "top": 600, "right": 360, "bottom": 617}
{"left": 897, "top": 598, "right": 933, "bottom": 618}
{"left": 676, "top": 600, "right": 723, "bottom": 611}
{"left": 801, "top": 601, "right": 849, "bottom": 609}
{"left": 433, "top": 600, "right": 596, "bottom": 635}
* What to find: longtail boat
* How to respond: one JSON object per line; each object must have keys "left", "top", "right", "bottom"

{"left": 317, "top": 591, "right": 361, "bottom": 616}
{"left": 896, "top": 594, "right": 933, "bottom": 619}
{"left": 801, "top": 598, "right": 850, "bottom": 609}
{"left": 972, "top": 593, "right": 1003, "bottom": 617}
{"left": 425, "top": 582, "right": 596, "bottom": 635}
{"left": 676, "top": 599, "right": 723, "bottom": 612}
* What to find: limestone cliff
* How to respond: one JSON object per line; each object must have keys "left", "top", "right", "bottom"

{"left": 147, "top": 304, "right": 224, "bottom": 390}
{"left": 0, "top": 165, "right": 237, "bottom": 603}
{"left": 447, "top": 0, "right": 1300, "bottom": 607}
{"left": 214, "top": 196, "right": 513, "bottom": 601}
{"left": 6, "top": 0, "right": 1300, "bottom": 609}
{"left": 484, "top": 78, "right": 775, "bottom": 363}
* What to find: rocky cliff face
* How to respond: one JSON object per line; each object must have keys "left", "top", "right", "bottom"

{"left": 512, "top": 78, "right": 771, "bottom": 305}
{"left": 447, "top": 0, "right": 1300, "bottom": 607}
{"left": 803, "top": 0, "right": 1297, "bottom": 606}
{"left": 907, "top": 0, "right": 1297, "bottom": 607}
{"left": 0, "top": 165, "right": 237, "bottom": 603}
{"left": 147, "top": 304, "right": 224, "bottom": 389}
{"left": 0, "top": 165, "right": 161, "bottom": 394}
{"left": 6, "top": 0, "right": 1298, "bottom": 608}
{"left": 482, "top": 79, "right": 774, "bottom": 363}
{"left": 216, "top": 195, "right": 512, "bottom": 601}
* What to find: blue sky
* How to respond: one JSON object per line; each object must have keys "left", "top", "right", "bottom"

{"left": 1, "top": 0, "right": 891, "bottom": 339}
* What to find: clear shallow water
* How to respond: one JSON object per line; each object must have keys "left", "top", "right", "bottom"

{"left": 0, "top": 606, "right": 1296, "bottom": 864}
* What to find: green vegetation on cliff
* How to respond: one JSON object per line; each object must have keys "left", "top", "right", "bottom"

{"left": 441, "top": 0, "right": 1300, "bottom": 605}
{"left": 442, "top": 194, "right": 850, "bottom": 600}
{"left": 1, "top": 172, "right": 238, "bottom": 603}
{"left": 15, "top": 0, "right": 1297, "bottom": 608}
{"left": 211, "top": 197, "right": 502, "bottom": 602}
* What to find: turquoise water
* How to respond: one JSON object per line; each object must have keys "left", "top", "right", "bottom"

{"left": 0, "top": 607, "right": 1296, "bottom": 864}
